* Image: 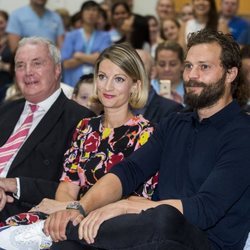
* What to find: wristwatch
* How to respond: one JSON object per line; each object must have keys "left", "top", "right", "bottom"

{"left": 66, "top": 201, "right": 87, "bottom": 217}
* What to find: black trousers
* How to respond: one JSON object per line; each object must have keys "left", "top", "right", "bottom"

{"left": 51, "top": 204, "right": 211, "bottom": 250}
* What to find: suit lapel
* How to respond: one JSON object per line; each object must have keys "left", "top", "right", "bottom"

{"left": 9, "top": 93, "right": 67, "bottom": 170}
{"left": 0, "top": 101, "right": 25, "bottom": 146}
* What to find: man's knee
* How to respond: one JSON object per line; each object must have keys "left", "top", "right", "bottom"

{"left": 150, "top": 204, "right": 185, "bottom": 236}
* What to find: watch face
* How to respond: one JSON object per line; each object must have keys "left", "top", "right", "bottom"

{"left": 66, "top": 202, "right": 80, "bottom": 210}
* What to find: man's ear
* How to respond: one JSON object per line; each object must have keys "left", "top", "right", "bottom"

{"left": 226, "top": 67, "right": 238, "bottom": 84}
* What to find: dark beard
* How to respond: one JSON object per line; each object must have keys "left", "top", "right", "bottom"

{"left": 184, "top": 73, "right": 227, "bottom": 109}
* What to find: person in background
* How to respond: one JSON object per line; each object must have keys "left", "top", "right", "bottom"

{"left": 178, "top": 0, "right": 229, "bottom": 48}
{"left": 61, "top": 0, "right": 112, "bottom": 87}
{"left": 0, "top": 42, "right": 158, "bottom": 250}
{"left": 219, "top": 0, "right": 248, "bottom": 42}
{"left": 117, "top": 13, "right": 150, "bottom": 50}
{"left": 100, "top": 1, "right": 112, "bottom": 24}
{"left": 96, "top": 6, "right": 111, "bottom": 31}
{"left": 237, "top": 24, "right": 250, "bottom": 47}
{"left": 72, "top": 73, "right": 103, "bottom": 115}
{"left": 179, "top": 2, "right": 194, "bottom": 23}
{"left": 134, "top": 49, "right": 183, "bottom": 124}
{"left": 0, "top": 10, "right": 13, "bottom": 103}
{"left": 151, "top": 41, "right": 185, "bottom": 104}
{"left": 70, "top": 11, "right": 82, "bottom": 30}
{"left": 109, "top": 1, "right": 131, "bottom": 43}
{"left": 145, "top": 15, "right": 163, "bottom": 58}
{"left": 161, "top": 17, "right": 181, "bottom": 42}
{"left": 155, "top": 0, "right": 176, "bottom": 25}
{"left": 6, "top": 0, "right": 65, "bottom": 53}
{"left": 0, "top": 36, "right": 94, "bottom": 223}
{"left": 239, "top": 45, "right": 250, "bottom": 112}
{"left": 55, "top": 8, "right": 71, "bottom": 32}
{"left": 46, "top": 29, "right": 250, "bottom": 250}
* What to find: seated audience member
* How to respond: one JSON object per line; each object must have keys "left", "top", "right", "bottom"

{"left": 109, "top": 1, "right": 131, "bottom": 43}
{"left": 151, "top": 41, "right": 185, "bottom": 104}
{"left": 6, "top": 0, "right": 65, "bottom": 53}
{"left": 117, "top": 12, "right": 150, "bottom": 50}
{"left": 145, "top": 15, "right": 163, "bottom": 58}
{"left": 0, "top": 36, "right": 95, "bottom": 223}
{"left": 219, "top": 0, "right": 249, "bottom": 42}
{"left": 239, "top": 45, "right": 250, "bottom": 112}
{"left": 61, "top": 1, "right": 112, "bottom": 87}
{"left": 0, "top": 10, "right": 13, "bottom": 103}
{"left": 96, "top": 6, "right": 111, "bottom": 31}
{"left": 156, "top": 0, "right": 176, "bottom": 25}
{"left": 179, "top": 2, "right": 194, "bottom": 23}
{"left": 178, "top": 0, "right": 229, "bottom": 48}
{"left": 0, "top": 42, "right": 158, "bottom": 249}
{"left": 72, "top": 73, "right": 103, "bottom": 115}
{"left": 44, "top": 29, "right": 250, "bottom": 250}
{"left": 161, "top": 17, "right": 181, "bottom": 42}
{"left": 134, "top": 49, "right": 183, "bottom": 124}
{"left": 238, "top": 22, "right": 250, "bottom": 47}
{"left": 70, "top": 11, "right": 82, "bottom": 30}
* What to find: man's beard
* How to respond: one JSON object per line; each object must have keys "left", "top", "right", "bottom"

{"left": 184, "top": 73, "right": 227, "bottom": 109}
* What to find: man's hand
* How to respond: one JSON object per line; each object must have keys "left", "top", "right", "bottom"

{"left": 78, "top": 197, "right": 158, "bottom": 244}
{"left": 0, "top": 178, "right": 17, "bottom": 193}
{"left": 43, "top": 209, "right": 84, "bottom": 242}
{"left": 0, "top": 188, "right": 14, "bottom": 211}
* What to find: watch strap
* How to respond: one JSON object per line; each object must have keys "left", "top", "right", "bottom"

{"left": 66, "top": 201, "right": 87, "bottom": 217}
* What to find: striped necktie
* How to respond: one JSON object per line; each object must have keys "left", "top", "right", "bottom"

{"left": 0, "top": 104, "right": 38, "bottom": 174}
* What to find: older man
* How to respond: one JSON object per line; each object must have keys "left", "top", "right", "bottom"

{"left": 0, "top": 37, "right": 94, "bottom": 221}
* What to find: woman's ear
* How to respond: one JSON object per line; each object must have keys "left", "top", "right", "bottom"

{"left": 135, "top": 80, "right": 142, "bottom": 90}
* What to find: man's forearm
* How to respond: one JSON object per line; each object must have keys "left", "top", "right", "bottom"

{"left": 79, "top": 173, "right": 123, "bottom": 214}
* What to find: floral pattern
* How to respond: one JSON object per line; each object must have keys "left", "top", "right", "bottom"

{"left": 61, "top": 115, "right": 158, "bottom": 199}
{"left": 1, "top": 115, "right": 158, "bottom": 227}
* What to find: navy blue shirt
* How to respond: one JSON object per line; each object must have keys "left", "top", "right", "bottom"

{"left": 110, "top": 100, "right": 250, "bottom": 249}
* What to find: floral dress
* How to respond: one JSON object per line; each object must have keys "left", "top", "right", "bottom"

{"left": 61, "top": 114, "right": 158, "bottom": 199}
{"left": 3, "top": 115, "right": 158, "bottom": 226}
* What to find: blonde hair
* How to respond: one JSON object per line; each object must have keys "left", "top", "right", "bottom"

{"left": 92, "top": 42, "right": 148, "bottom": 109}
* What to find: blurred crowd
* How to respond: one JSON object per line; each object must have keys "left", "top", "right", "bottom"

{"left": 0, "top": 0, "right": 250, "bottom": 109}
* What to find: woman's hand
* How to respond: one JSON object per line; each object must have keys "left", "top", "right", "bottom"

{"left": 78, "top": 197, "right": 158, "bottom": 244}
{"left": 30, "top": 198, "right": 69, "bottom": 214}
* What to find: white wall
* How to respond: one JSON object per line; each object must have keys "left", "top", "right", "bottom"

{"left": 0, "top": 0, "right": 156, "bottom": 16}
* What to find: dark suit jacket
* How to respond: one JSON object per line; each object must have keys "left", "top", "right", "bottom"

{"left": 144, "top": 91, "right": 183, "bottom": 124}
{"left": 0, "top": 92, "right": 95, "bottom": 220}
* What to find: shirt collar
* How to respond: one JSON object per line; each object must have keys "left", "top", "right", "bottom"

{"left": 192, "top": 100, "right": 241, "bottom": 127}
{"left": 26, "top": 88, "right": 62, "bottom": 112}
